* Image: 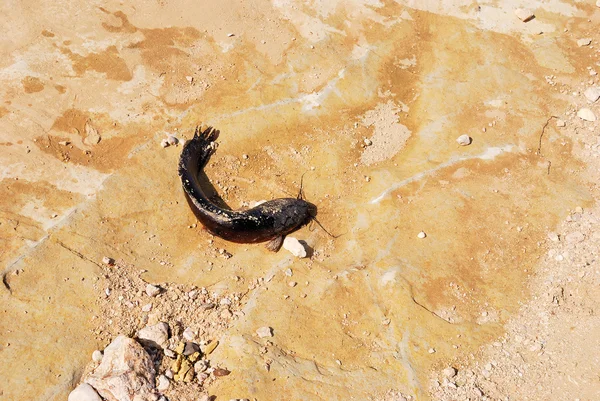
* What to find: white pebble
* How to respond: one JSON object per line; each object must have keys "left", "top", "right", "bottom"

{"left": 428, "top": 348, "right": 436, "bottom": 354}
{"left": 443, "top": 367, "right": 457, "bottom": 378}
{"left": 141, "top": 303, "right": 153, "bottom": 312}
{"left": 227, "top": 33, "right": 235, "bottom": 37}
{"left": 256, "top": 326, "right": 273, "bottom": 338}
{"left": 167, "top": 135, "right": 178, "bottom": 146}
{"left": 183, "top": 327, "right": 196, "bottom": 341}
{"left": 456, "top": 134, "right": 472, "bottom": 146}
{"left": 242, "top": 154, "right": 249, "bottom": 159}
{"left": 283, "top": 237, "right": 307, "bottom": 258}
{"left": 137, "top": 322, "right": 170, "bottom": 348}
{"left": 284, "top": 268, "right": 293, "bottom": 276}
{"left": 160, "top": 139, "right": 170, "bottom": 148}
{"left": 145, "top": 284, "right": 161, "bottom": 297}
{"left": 68, "top": 383, "right": 102, "bottom": 401}
{"left": 364, "top": 138, "right": 373, "bottom": 146}
{"left": 288, "top": 281, "right": 297, "bottom": 287}
{"left": 555, "top": 119, "right": 566, "bottom": 127}
{"left": 92, "top": 350, "right": 103, "bottom": 363}
{"left": 514, "top": 8, "right": 534, "bottom": 22}
{"left": 577, "top": 38, "right": 592, "bottom": 47}
{"left": 157, "top": 375, "right": 170, "bottom": 391}
{"left": 584, "top": 87, "right": 600, "bottom": 103}
{"left": 164, "top": 349, "right": 176, "bottom": 359}
{"left": 547, "top": 232, "right": 559, "bottom": 242}
{"left": 185, "top": 76, "right": 193, "bottom": 83}
{"left": 102, "top": 256, "right": 115, "bottom": 265}
{"left": 417, "top": 231, "right": 427, "bottom": 239}
{"left": 577, "top": 108, "right": 596, "bottom": 122}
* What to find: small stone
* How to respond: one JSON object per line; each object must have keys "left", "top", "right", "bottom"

{"left": 288, "top": 281, "right": 297, "bottom": 287}
{"left": 185, "top": 76, "right": 193, "bottom": 82}
{"left": 547, "top": 232, "right": 560, "bottom": 242}
{"left": 167, "top": 135, "right": 179, "bottom": 146}
{"left": 565, "top": 231, "right": 585, "bottom": 243}
{"left": 197, "top": 372, "right": 209, "bottom": 385}
{"left": 142, "top": 303, "right": 153, "bottom": 312}
{"left": 285, "top": 268, "right": 293, "bottom": 276}
{"left": 428, "top": 348, "right": 436, "bottom": 354}
{"left": 584, "top": 87, "right": 600, "bottom": 103}
{"left": 137, "top": 322, "right": 170, "bottom": 349}
{"left": 213, "top": 367, "right": 231, "bottom": 377}
{"left": 160, "top": 139, "right": 170, "bottom": 148}
{"left": 183, "top": 342, "right": 201, "bottom": 356}
{"left": 92, "top": 350, "right": 103, "bottom": 363}
{"left": 164, "top": 349, "right": 176, "bottom": 359}
{"left": 514, "top": 8, "right": 535, "bottom": 22}
{"left": 194, "top": 360, "right": 209, "bottom": 373}
{"left": 242, "top": 154, "right": 249, "bottom": 159}
{"left": 146, "top": 284, "right": 161, "bottom": 297}
{"left": 283, "top": 237, "right": 307, "bottom": 258}
{"left": 577, "top": 108, "right": 596, "bottom": 122}
{"left": 443, "top": 367, "right": 457, "bottom": 378}
{"left": 102, "top": 256, "right": 115, "bottom": 266}
{"left": 157, "top": 375, "right": 170, "bottom": 391}
{"left": 556, "top": 119, "right": 566, "bottom": 127}
{"left": 203, "top": 340, "right": 219, "bottom": 355}
{"left": 227, "top": 33, "right": 235, "bottom": 37}
{"left": 364, "top": 138, "right": 373, "bottom": 146}
{"left": 256, "top": 326, "right": 273, "bottom": 338}
{"left": 456, "top": 134, "right": 472, "bottom": 146}
{"left": 68, "top": 383, "right": 102, "bottom": 401}
{"left": 577, "top": 38, "right": 592, "bottom": 47}
{"left": 417, "top": 231, "right": 427, "bottom": 239}
{"left": 165, "top": 369, "right": 174, "bottom": 379}
{"left": 183, "top": 328, "right": 196, "bottom": 341}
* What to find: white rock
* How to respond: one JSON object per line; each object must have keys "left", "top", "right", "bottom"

{"left": 364, "top": 138, "right": 373, "bottom": 146}
{"left": 167, "top": 135, "right": 178, "bottom": 146}
{"left": 68, "top": 383, "right": 103, "bottom": 401}
{"left": 141, "top": 303, "right": 153, "bottom": 312}
{"left": 85, "top": 336, "right": 158, "bottom": 401}
{"left": 443, "top": 367, "right": 457, "bottom": 378}
{"left": 417, "top": 231, "right": 427, "bottom": 239}
{"left": 555, "top": 119, "right": 566, "bottom": 127}
{"left": 256, "top": 326, "right": 273, "bottom": 338}
{"left": 157, "top": 375, "right": 170, "bottom": 392}
{"left": 514, "top": 8, "right": 534, "bottom": 22}
{"left": 102, "top": 256, "right": 115, "bottom": 265}
{"left": 577, "top": 108, "right": 596, "bottom": 122}
{"left": 137, "top": 322, "right": 170, "bottom": 349}
{"left": 283, "top": 237, "right": 307, "bottom": 258}
{"left": 456, "top": 134, "right": 471, "bottom": 146}
{"left": 146, "top": 284, "right": 161, "bottom": 297}
{"left": 547, "top": 232, "right": 560, "bottom": 242}
{"left": 584, "top": 87, "right": 600, "bottom": 103}
{"left": 160, "top": 139, "right": 169, "bottom": 148}
{"left": 92, "top": 350, "right": 103, "bottom": 363}
{"left": 577, "top": 38, "right": 592, "bottom": 47}
{"left": 183, "top": 327, "right": 196, "bottom": 341}
{"left": 194, "top": 360, "right": 209, "bottom": 373}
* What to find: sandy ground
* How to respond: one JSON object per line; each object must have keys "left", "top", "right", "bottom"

{"left": 1, "top": 1, "right": 600, "bottom": 400}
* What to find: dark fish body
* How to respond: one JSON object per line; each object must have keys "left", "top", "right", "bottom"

{"left": 178, "top": 127, "right": 315, "bottom": 246}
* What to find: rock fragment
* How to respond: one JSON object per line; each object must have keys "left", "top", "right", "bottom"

{"left": 256, "top": 326, "right": 273, "bottom": 338}
{"left": 146, "top": 284, "right": 161, "bottom": 297}
{"left": 283, "top": 237, "right": 307, "bottom": 258}
{"left": 514, "top": 8, "right": 535, "bottom": 22}
{"left": 68, "top": 383, "right": 102, "bottom": 401}
{"left": 84, "top": 335, "right": 158, "bottom": 401}
{"left": 577, "top": 38, "right": 592, "bottom": 47}
{"left": 556, "top": 119, "right": 566, "bottom": 127}
{"left": 443, "top": 367, "right": 457, "bottom": 378}
{"left": 92, "top": 350, "right": 103, "bottom": 363}
{"left": 137, "top": 322, "right": 170, "bottom": 349}
{"left": 577, "top": 108, "right": 596, "bottom": 122}
{"left": 417, "top": 231, "right": 427, "bottom": 239}
{"left": 584, "top": 87, "right": 600, "bottom": 103}
{"left": 456, "top": 134, "right": 472, "bottom": 146}
{"left": 157, "top": 375, "right": 170, "bottom": 392}
{"left": 102, "top": 256, "right": 115, "bottom": 266}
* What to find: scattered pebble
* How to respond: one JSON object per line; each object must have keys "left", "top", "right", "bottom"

{"left": 256, "top": 326, "right": 273, "bottom": 338}
{"left": 227, "top": 33, "right": 235, "bottom": 37}
{"left": 456, "top": 134, "right": 472, "bottom": 146}
{"left": 68, "top": 383, "right": 102, "bottom": 401}
{"left": 141, "top": 303, "right": 153, "bottom": 312}
{"left": 577, "top": 38, "right": 592, "bottom": 47}
{"left": 547, "top": 232, "right": 560, "bottom": 242}
{"left": 364, "top": 138, "right": 373, "bottom": 146}
{"left": 284, "top": 268, "right": 293, "bottom": 277}
{"left": 443, "top": 367, "right": 457, "bottom": 378}
{"left": 160, "top": 139, "right": 170, "bottom": 148}
{"left": 584, "top": 87, "right": 600, "bottom": 103}
{"left": 577, "top": 108, "right": 596, "bottom": 122}
{"left": 137, "top": 322, "right": 170, "bottom": 349}
{"left": 157, "top": 374, "right": 170, "bottom": 391}
{"left": 556, "top": 119, "right": 566, "bottom": 127}
{"left": 167, "top": 135, "right": 179, "bottom": 146}
{"left": 102, "top": 256, "right": 115, "bottom": 266}
{"left": 183, "top": 328, "right": 196, "bottom": 341}
{"left": 417, "top": 231, "right": 427, "bottom": 239}
{"left": 146, "top": 284, "right": 161, "bottom": 297}
{"left": 92, "top": 350, "right": 103, "bottom": 363}
{"left": 514, "top": 8, "right": 535, "bottom": 22}
{"left": 428, "top": 348, "right": 436, "bottom": 354}
{"left": 288, "top": 281, "right": 297, "bottom": 287}
{"left": 283, "top": 237, "right": 308, "bottom": 258}
{"left": 185, "top": 76, "right": 193, "bottom": 83}
{"left": 242, "top": 154, "right": 249, "bottom": 159}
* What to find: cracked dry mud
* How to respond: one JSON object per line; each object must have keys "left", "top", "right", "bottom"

{"left": 1, "top": 1, "right": 600, "bottom": 401}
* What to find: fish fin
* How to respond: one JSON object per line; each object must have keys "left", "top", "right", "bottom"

{"left": 265, "top": 236, "right": 284, "bottom": 252}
